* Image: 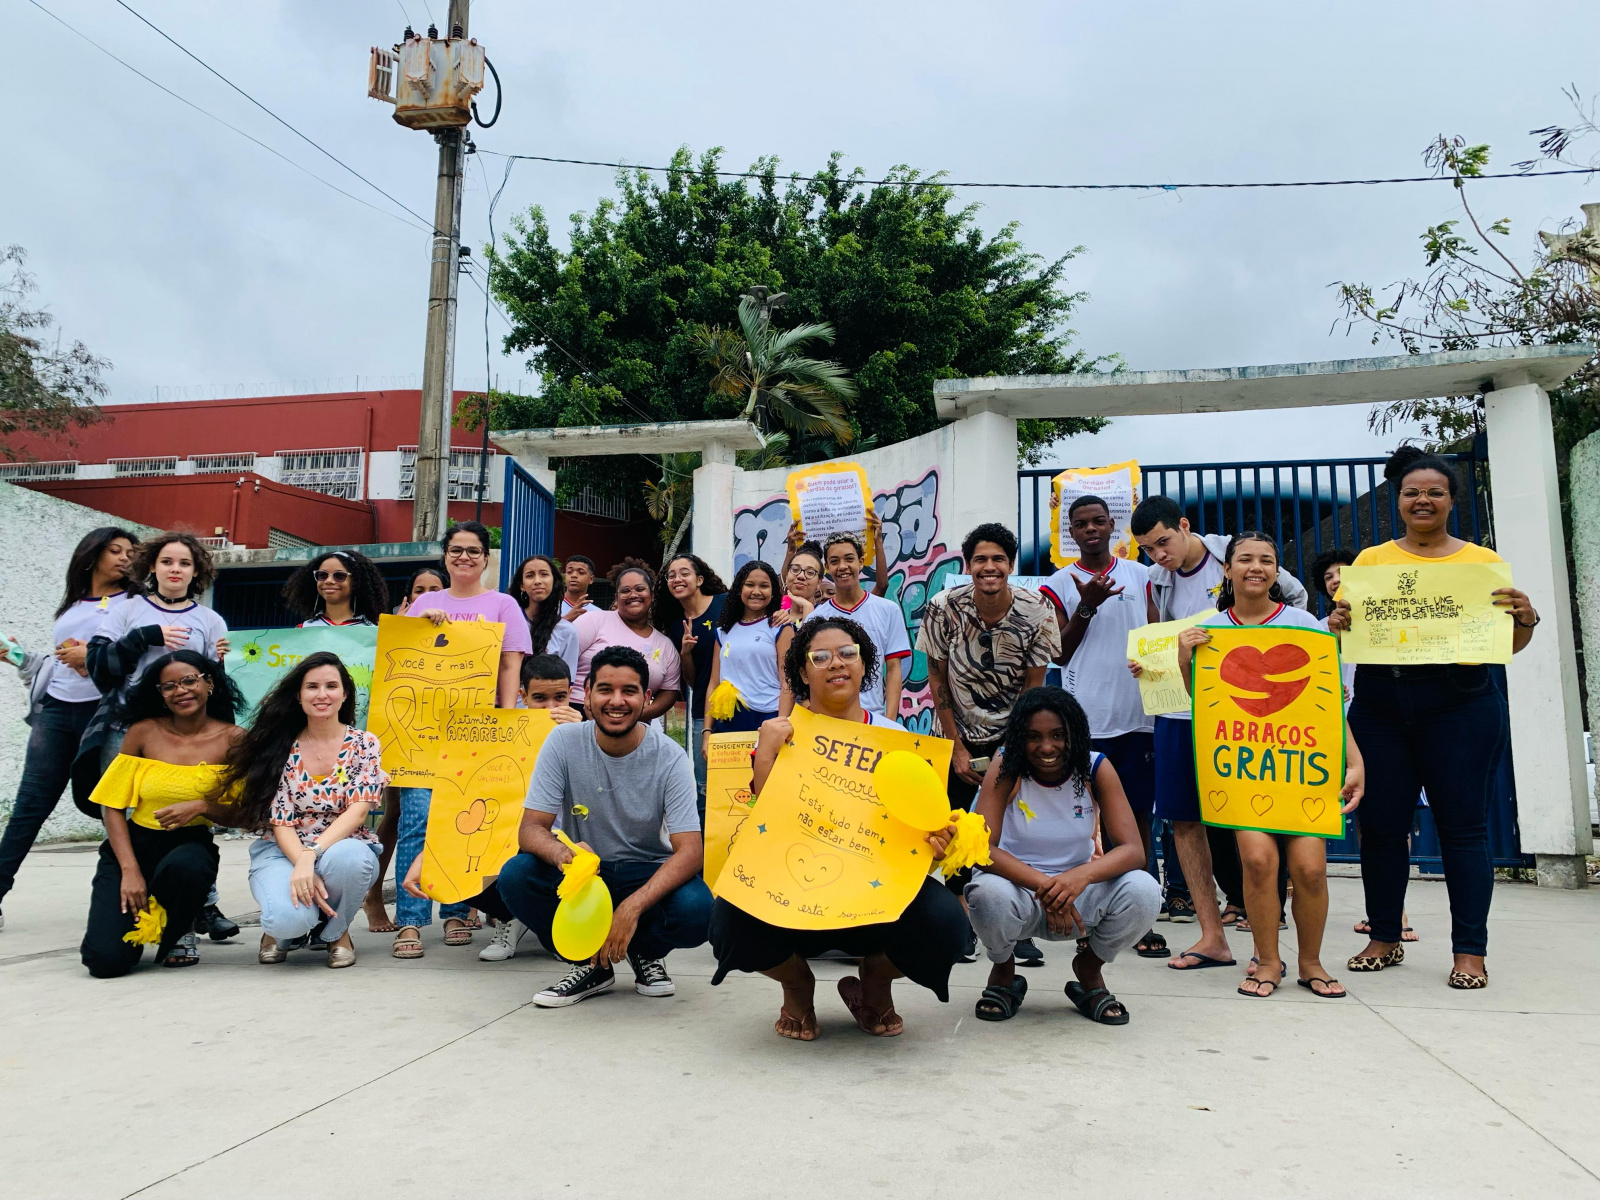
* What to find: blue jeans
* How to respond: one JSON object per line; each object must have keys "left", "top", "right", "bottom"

{"left": 1350, "top": 664, "right": 1506, "bottom": 955}
{"left": 249, "top": 837, "right": 380, "bottom": 943}
{"left": 394, "top": 787, "right": 469, "bottom": 928}
{"left": 690, "top": 715, "right": 707, "bottom": 823}
{"left": 496, "top": 852, "right": 712, "bottom": 963}
{"left": 0, "top": 696, "right": 97, "bottom": 903}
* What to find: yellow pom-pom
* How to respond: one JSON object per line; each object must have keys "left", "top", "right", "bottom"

{"left": 122, "top": 898, "right": 168, "bottom": 946}
{"left": 938, "top": 809, "right": 993, "bottom": 879}
{"left": 707, "top": 681, "right": 742, "bottom": 724}
{"left": 553, "top": 828, "right": 601, "bottom": 900}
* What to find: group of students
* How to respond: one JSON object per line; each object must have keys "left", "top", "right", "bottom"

{"left": 0, "top": 442, "right": 1538, "bottom": 1037}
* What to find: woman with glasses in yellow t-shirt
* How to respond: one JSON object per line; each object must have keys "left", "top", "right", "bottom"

{"left": 1327, "top": 446, "right": 1537, "bottom": 989}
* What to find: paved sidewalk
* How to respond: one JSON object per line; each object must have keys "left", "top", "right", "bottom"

{"left": 2, "top": 840, "right": 1598, "bottom": 1200}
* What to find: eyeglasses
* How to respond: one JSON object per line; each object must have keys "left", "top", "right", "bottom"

{"left": 158, "top": 673, "right": 207, "bottom": 695}
{"left": 446, "top": 546, "right": 485, "bottom": 559}
{"left": 314, "top": 570, "right": 350, "bottom": 583}
{"left": 788, "top": 566, "right": 820, "bottom": 580}
{"left": 806, "top": 643, "right": 862, "bottom": 667}
{"left": 1399, "top": 488, "right": 1451, "bottom": 502}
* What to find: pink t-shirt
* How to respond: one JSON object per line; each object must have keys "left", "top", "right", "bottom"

{"left": 570, "top": 609, "right": 683, "bottom": 703}
{"left": 417, "top": 589, "right": 531, "bottom": 705}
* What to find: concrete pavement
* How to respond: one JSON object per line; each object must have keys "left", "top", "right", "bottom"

{"left": 2, "top": 839, "right": 1598, "bottom": 1200}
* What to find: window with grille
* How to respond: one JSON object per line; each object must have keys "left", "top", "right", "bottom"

{"left": 398, "top": 447, "right": 490, "bottom": 501}
{"left": 267, "top": 527, "right": 317, "bottom": 550}
{"left": 559, "top": 485, "right": 629, "bottom": 521}
{"left": 110, "top": 456, "right": 179, "bottom": 477}
{"left": 0, "top": 460, "right": 78, "bottom": 482}
{"left": 276, "top": 448, "right": 363, "bottom": 500}
{"left": 190, "top": 452, "right": 257, "bottom": 473}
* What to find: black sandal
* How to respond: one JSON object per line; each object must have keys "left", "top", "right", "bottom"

{"left": 1135, "top": 930, "right": 1170, "bottom": 959}
{"left": 1065, "top": 980, "right": 1128, "bottom": 1025}
{"left": 975, "top": 976, "right": 1027, "bottom": 1021}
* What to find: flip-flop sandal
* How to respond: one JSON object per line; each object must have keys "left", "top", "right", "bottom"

{"left": 1354, "top": 919, "right": 1372, "bottom": 934}
{"left": 974, "top": 976, "right": 1028, "bottom": 1021}
{"left": 774, "top": 1007, "right": 820, "bottom": 1041}
{"left": 443, "top": 919, "right": 473, "bottom": 946}
{"left": 1402, "top": 926, "right": 1420, "bottom": 943}
{"left": 1136, "top": 930, "right": 1171, "bottom": 959}
{"left": 1066, "top": 980, "right": 1129, "bottom": 1025}
{"left": 1221, "top": 906, "right": 1244, "bottom": 927}
{"left": 1167, "top": 950, "right": 1236, "bottom": 971}
{"left": 837, "top": 976, "right": 903, "bottom": 1036}
{"left": 1297, "top": 976, "right": 1347, "bottom": 998}
{"left": 1237, "top": 976, "right": 1280, "bottom": 998}
{"left": 392, "top": 927, "right": 424, "bottom": 959}
{"left": 161, "top": 931, "right": 200, "bottom": 968}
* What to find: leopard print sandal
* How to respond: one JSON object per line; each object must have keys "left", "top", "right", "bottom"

{"left": 1448, "top": 967, "right": 1488, "bottom": 989}
{"left": 1347, "top": 945, "right": 1405, "bottom": 972}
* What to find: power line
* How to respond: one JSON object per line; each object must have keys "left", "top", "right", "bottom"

{"left": 480, "top": 150, "right": 1596, "bottom": 192}
{"left": 111, "top": 0, "right": 440, "bottom": 233}
{"left": 23, "top": 0, "right": 431, "bottom": 235}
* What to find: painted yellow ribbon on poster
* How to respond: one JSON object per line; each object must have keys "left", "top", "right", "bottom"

{"left": 1337, "top": 562, "right": 1514, "bottom": 665}
{"left": 714, "top": 707, "right": 953, "bottom": 929}
{"left": 1191, "top": 626, "right": 1346, "bottom": 839}
{"left": 1126, "top": 611, "right": 1212, "bottom": 715}
{"left": 702, "top": 731, "right": 760, "bottom": 886}
{"left": 366, "top": 614, "right": 505, "bottom": 785}
{"left": 1049, "top": 459, "right": 1141, "bottom": 567}
{"left": 417, "top": 708, "right": 555, "bottom": 903}
{"left": 787, "top": 461, "right": 876, "bottom": 562}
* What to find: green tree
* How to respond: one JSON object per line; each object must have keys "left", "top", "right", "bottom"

{"left": 1, "top": 246, "right": 108, "bottom": 458}
{"left": 487, "top": 148, "right": 1111, "bottom": 515}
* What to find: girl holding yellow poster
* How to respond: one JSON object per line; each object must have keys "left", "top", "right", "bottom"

{"left": 708, "top": 617, "right": 969, "bottom": 1041}
{"left": 1178, "top": 533, "right": 1365, "bottom": 1000}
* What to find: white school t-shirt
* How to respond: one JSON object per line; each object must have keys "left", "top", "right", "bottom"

{"left": 1199, "top": 604, "right": 1326, "bottom": 634}
{"left": 98, "top": 595, "right": 229, "bottom": 689}
{"left": 1167, "top": 546, "right": 1227, "bottom": 625}
{"left": 805, "top": 592, "right": 911, "bottom": 717}
{"left": 1040, "top": 558, "right": 1152, "bottom": 740}
{"left": 716, "top": 619, "right": 783, "bottom": 713}
{"left": 48, "top": 592, "right": 132, "bottom": 703}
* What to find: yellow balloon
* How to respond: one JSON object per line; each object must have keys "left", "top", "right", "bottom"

{"left": 551, "top": 875, "right": 613, "bottom": 961}
{"left": 873, "top": 749, "right": 950, "bottom": 832}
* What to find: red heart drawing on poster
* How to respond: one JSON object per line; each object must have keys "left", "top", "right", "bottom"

{"left": 1220, "top": 644, "right": 1311, "bottom": 717}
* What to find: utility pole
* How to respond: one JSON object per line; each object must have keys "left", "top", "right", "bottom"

{"left": 412, "top": 0, "right": 470, "bottom": 541}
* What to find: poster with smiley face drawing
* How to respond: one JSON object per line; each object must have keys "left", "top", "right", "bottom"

{"left": 1191, "top": 626, "right": 1347, "bottom": 838}
{"left": 714, "top": 707, "right": 953, "bottom": 929}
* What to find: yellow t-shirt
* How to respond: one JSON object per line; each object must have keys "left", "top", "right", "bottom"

{"left": 1350, "top": 540, "right": 1503, "bottom": 567}
{"left": 90, "top": 755, "right": 224, "bottom": 830}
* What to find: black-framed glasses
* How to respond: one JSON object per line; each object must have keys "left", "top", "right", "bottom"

{"left": 446, "top": 546, "right": 485, "bottom": 559}
{"left": 788, "top": 565, "right": 820, "bottom": 580}
{"left": 158, "top": 673, "right": 207, "bottom": 695}
{"left": 314, "top": 570, "right": 350, "bottom": 583}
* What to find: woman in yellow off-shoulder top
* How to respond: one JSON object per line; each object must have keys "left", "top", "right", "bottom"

{"left": 81, "top": 651, "right": 243, "bottom": 976}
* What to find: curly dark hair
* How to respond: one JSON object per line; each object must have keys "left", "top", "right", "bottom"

{"left": 56, "top": 526, "right": 141, "bottom": 618}
{"left": 281, "top": 551, "right": 390, "bottom": 623}
{"left": 509, "top": 554, "right": 564, "bottom": 655}
{"left": 220, "top": 651, "right": 357, "bottom": 832}
{"left": 129, "top": 532, "right": 216, "bottom": 599}
{"left": 1216, "top": 531, "right": 1286, "bottom": 611}
{"left": 718, "top": 560, "right": 782, "bottom": 631}
{"left": 115, "top": 649, "right": 242, "bottom": 727}
{"left": 607, "top": 557, "right": 656, "bottom": 593}
{"left": 782, "top": 616, "right": 880, "bottom": 705}
{"left": 997, "top": 686, "right": 1094, "bottom": 792}
{"left": 654, "top": 553, "right": 728, "bottom": 632}
{"left": 400, "top": 565, "right": 448, "bottom": 611}
{"left": 1310, "top": 547, "right": 1356, "bottom": 599}
{"left": 1385, "top": 444, "right": 1460, "bottom": 500}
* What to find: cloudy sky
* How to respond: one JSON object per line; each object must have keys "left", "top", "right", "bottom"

{"left": 9, "top": 0, "right": 1596, "bottom": 467}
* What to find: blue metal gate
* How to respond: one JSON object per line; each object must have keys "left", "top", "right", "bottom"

{"left": 498, "top": 457, "right": 556, "bottom": 590}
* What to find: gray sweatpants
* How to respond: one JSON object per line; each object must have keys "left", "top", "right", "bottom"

{"left": 965, "top": 869, "right": 1162, "bottom": 965}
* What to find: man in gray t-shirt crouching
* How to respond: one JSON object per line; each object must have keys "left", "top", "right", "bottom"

{"left": 498, "top": 644, "right": 711, "bottom": 1008}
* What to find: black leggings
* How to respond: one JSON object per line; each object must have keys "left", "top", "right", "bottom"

{"left": 81, "top": 824, "right": 217, "bottom": 978}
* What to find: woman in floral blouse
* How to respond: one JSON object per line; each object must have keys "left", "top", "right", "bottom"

{"left": 221, "top": 651, "right": 385, "bottom": 968}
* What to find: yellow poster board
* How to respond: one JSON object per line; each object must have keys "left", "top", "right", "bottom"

{"left": 416, "top": 708, "right": 556, "bottom": 903}
{"left": 366, "top": 614, "right": 506, "bottom": 786}
{"left": 1338, "top": 562, "right": 1514, "bottom": 665}
{"left": 1126, "top": 612, "right": 1212, "bottom": 715}
{"left": 703, "top": 731, "right": 760, "bottom": 886}
{"left": 787, "top": 462, "right": 876, "bottom": 562}
{"left": 714, "top": 707, "right": 953, "bottom": 929}
{"left": 1049, "top": 460, "right": 1141, "bottom": 567}
{"left": 1191, "top": 626, "right": 1346, "bottom": 839}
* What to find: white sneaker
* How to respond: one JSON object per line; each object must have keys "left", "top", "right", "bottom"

{"left": 628, "top": 951, "right": 675, "bottom": 997}
{"left": 479, "top": 919, "right": 525, "bottom": 962}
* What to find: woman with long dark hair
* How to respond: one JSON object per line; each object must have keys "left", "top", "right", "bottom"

{"left": 510, "top": 553, "right": 579, "bottom": 678}
{"left": 80, "top": 651, "right": 243, "bottom": 976}
{"left": 702, "top": 561, "right": 790, "bottom": 744}
{"left": 395, "top": 565, "right": 446, "bottom": 615}
{"left": 282, "top": 550, "right": 389, "bottom": 626}
{"left": 0, "top": 527, "right": 138, "bottom": 928}
{"left": 569, "top": 560, "right": 682, "bottom": 721}
{"left": 1328, "top": 446, "right": 1535, "bottom": 989}
{"left": 659, "top": 553, "right": 727, "bottom": 814}
{"left": 225, "top": 652, "right": 385, "bottom": 968}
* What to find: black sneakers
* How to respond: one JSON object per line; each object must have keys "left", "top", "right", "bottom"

{"left": 627, "top": 951, "right": 675, "bottom": 997}
{"left": 533, "top": 961, "right": 616, "bottom": 1008}
{"left": 194, "top": 904, "right": 239, "bottom": 941}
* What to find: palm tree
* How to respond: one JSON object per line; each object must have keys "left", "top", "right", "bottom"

{"left": 690, "top": 296, "right": 858, "bottom": 446}
{"left": 644, "top": 434, "right": 793, "bottom": 563}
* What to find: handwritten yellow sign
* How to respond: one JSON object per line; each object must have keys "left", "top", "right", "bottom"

{"left": 787, "top": 461, "right": 876, "bottom": 562}
{"left": 1338, "top": 562, "right": 1514, "bottom": 665}
{"left": 417, "top": 708, "right": 555, "bottom": 903}
{"left": 1126, "top": 612, "right": 1212, "bottom": 715}
{"left": 713, "top": 707, "right": 952, "bottom": 929}
{"left": 367, "top": 614, "right": 505, "bottom": 785}
{"left": 1050, "top": 459, "right": 1141, "bottom": 567}
{"left": 1192, "top": 626, "right": 1346, "bottom": 838}
{"left": 703, "top": 731, "right": 760, "bottom": 886}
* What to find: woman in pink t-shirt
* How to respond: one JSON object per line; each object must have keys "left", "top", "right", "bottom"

{"left": 570, "top": 560, "right": 682, "bottom": 721}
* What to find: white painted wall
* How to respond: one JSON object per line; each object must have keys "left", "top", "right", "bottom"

{"left": 0, "top": 483, "right": 157, "bottom": 841}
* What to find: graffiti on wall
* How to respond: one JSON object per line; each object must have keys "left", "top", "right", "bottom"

{"left": 733, "top": 468, "right": 960, "bottom": 732}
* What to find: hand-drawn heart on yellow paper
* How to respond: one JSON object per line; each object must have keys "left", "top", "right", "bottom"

{"left": 786, "top": 845, "right": 844, "bottom": 890}
{"left": 1206, "top": 789, "right": 1229, "bottom": 812}
{"left": 1249, "top": 794, "right": 1273, "bottom": 816}
{"left": 1302, "top": 796, "right": 1326, "bottom": 822}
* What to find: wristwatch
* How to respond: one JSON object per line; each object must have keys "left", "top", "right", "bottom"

{"left": 311, "top": 843, "right": 326, "bottom": 862}
{"left": 1075, "top": 603, "right": 1096, "bottom": 619}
